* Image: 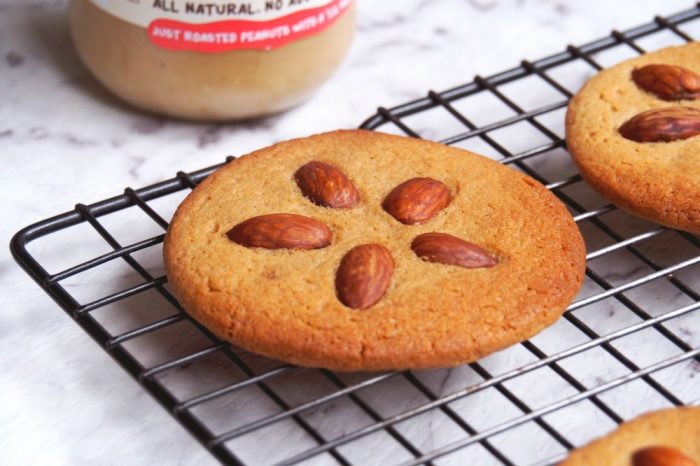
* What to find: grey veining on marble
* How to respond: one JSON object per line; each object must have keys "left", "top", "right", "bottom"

{"left": 1, "top": 1, "right": 699, "bottom": 465}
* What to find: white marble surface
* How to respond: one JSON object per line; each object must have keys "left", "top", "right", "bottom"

{"left": 1, "top": 0, "right": 698, "bottom": 465}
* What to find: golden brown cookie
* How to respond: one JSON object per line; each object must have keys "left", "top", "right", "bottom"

{"left": 566, "top": 42, "right": 700, "bottom": 234}
{"left": 560, "top": 406, "right": 700, "bottom": 466}
{"left": 164, "top": 130, "right": 585, "bottom": 371}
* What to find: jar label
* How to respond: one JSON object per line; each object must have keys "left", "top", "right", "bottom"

{"left": 88, "top": 0, "right": 352, "bottom": 52}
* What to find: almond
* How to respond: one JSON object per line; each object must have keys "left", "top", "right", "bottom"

{"left": 227, "top": 214, "right": 332, "bottom": 250}
{"left": 618, "top": 106, "right": 700, "bottom": 142}
{"left": 632, "top": 446, "right": 697, "bottom": 466}
{"left": 295, "top": 161, "right": 360, "bottom": 208}
{"left": 411, "top": 232, "right": 498, "bottom": 268}
{"left": 382, "top": 177, "right": 451, "bottom": 225}
{"left": 632, "top": 64, "right": 700, "bottom": 101}
{"left": 336, "top": 244, "right": 394, "bottom": 309}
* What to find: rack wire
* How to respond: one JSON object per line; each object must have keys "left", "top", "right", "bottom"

{"left": 10, "top": 5, "right": 700, "bottom": 466}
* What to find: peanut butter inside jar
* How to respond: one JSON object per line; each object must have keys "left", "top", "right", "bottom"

{"left": 69, "top": 0, "right": 355, "bottom": 121}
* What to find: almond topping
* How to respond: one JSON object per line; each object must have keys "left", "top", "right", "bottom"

{"left": 619, "top": 106, "right": 700, "bottom": 143}
{"left": 336, "top": 244, "right": 394, "bottom": 309}
{"left": 382, "top": 177, "right": 451, "bottom": 225}
{"left": 632, "top": 446, "right": 697, "bottom": 466}
{"left": 411, "top": 232, "right": 497, "bottom": 268}
{"left": 632, "top": 64, "right": 700, "bottom": 101}
{"left": 295, "top": 161, "right": 360, "bottom": 208}
{"left": 227, "top": 214, "right": 332, "bottom": 250}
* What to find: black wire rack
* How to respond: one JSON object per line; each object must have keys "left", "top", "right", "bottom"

{"left": 10, "top": 5, "right": 700, "bottom": 466}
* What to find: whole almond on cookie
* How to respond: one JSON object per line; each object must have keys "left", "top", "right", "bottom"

{"left": 632, "top": 446, "right": 697, "bottom": 466}
{"left": 618, "top": 106, "right": 700, "bottom": 142}
{"left": 382, "top": 177, "right": 451, "bottom": 225}
{"left": 411, "top": 232, "right": 498, "bottom": 268}
{"left": 336, "top": 244, "right": 394, "bottom": 309}
{"left": 295, "top": 161, "right": 360, "bottom": 208}
{"left": 227, "top": 214, "right": 332, "bottom": 250}
{"left": 632, "top": 64, "right": 700, "bottom": 101}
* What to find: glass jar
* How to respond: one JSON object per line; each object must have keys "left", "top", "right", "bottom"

{"left": 69, "top": 0, "right": 355, "bottom": 121}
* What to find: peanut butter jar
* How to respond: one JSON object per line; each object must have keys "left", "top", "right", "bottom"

{"left": 69, "top": 0, "right": 355, "bottom": 121}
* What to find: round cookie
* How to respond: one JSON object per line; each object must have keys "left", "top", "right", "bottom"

{"left": 164, "top": 130, "right": 585, "bottom": 371}
{"left": 560, "top": 406, "right": 700, "bottom": 465}
{"left": 566, "top": 42, "right": 700, "bottom": 234}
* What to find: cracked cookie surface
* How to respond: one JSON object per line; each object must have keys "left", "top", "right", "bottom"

{"left": 164, "top": 130, "right": 585, "bottom": 370}
{"left": 566, "top": 42, "right": 700, "bottom": 233}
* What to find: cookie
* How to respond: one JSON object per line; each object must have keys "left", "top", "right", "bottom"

{"left": 560, "top": 406, "right": 700, "bottom": 465}
{"left": 566, "top": 42, "right": 700, "bottom": 234}
{"left": 164, "top": 130, "right": 585, "bottom": 371}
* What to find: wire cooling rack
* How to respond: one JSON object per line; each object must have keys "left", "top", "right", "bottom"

{"left": 10, "top": 6, "right": 700, "bottom": 466}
